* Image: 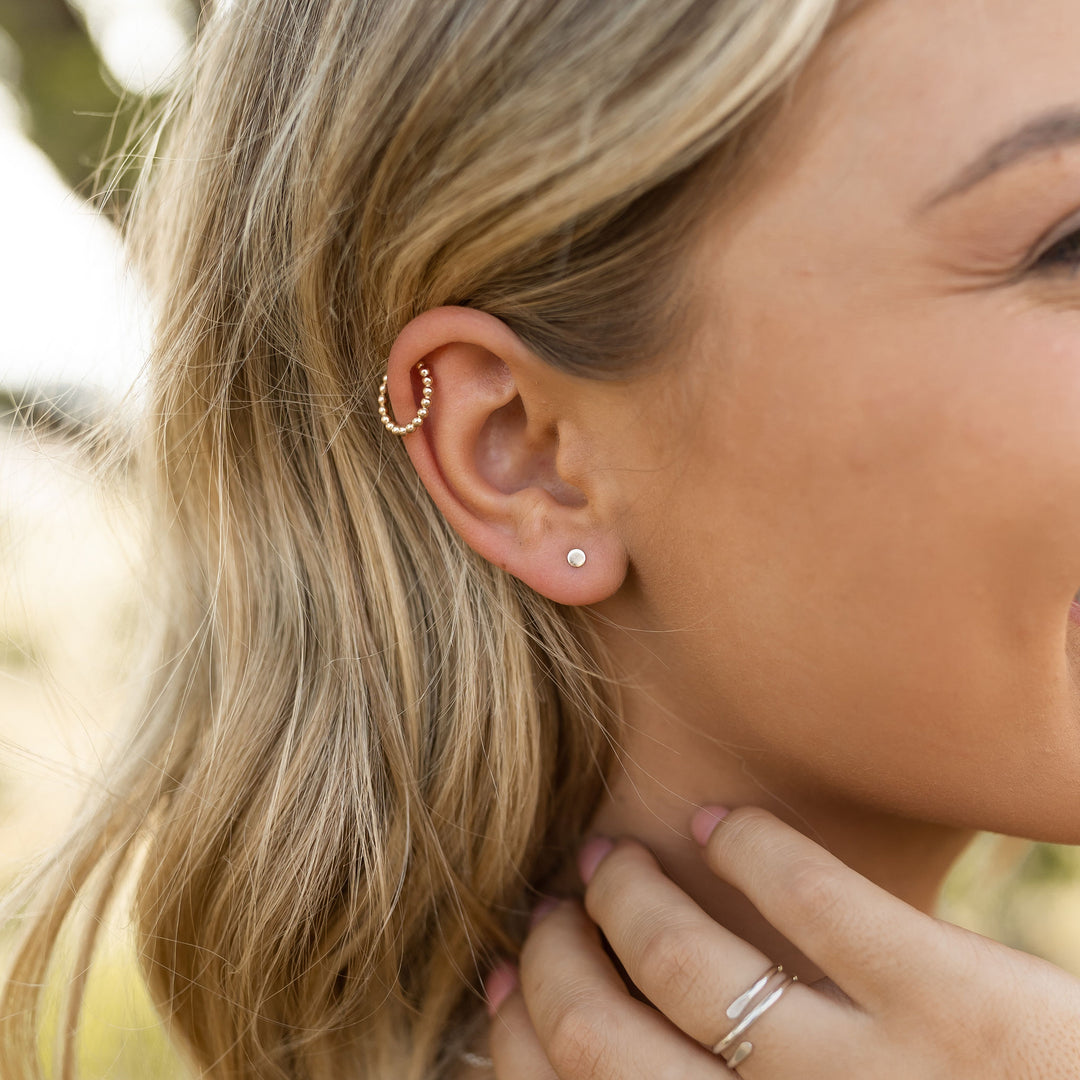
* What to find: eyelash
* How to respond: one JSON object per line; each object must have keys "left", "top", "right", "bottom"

{"left": 1033, "top": 228, "right": 1080, "bottom": 275}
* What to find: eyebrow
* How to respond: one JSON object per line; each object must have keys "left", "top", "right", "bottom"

{"left": 918, "top": 105, "right": 1080, "bottom": 214}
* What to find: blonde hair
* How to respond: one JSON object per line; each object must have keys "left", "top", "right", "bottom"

{"left": 2, "top": 1, "right": 847, "bottom": 1077}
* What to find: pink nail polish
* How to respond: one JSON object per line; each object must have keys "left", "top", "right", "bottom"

{"left": 484, "top": 961, "right": 519, "bottom": 1017}
{"left": 691, "top": 805, "right": 730, "bottom": 846}
{"left": 529, "top": 897, "right": 560, "bottom": 929}
{"left": 577, "top": 836, "right": 614, "bottom": 886}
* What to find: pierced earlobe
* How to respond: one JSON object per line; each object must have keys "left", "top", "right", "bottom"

{"left": 567, "top": 549, "right": 586, "bottom": 567}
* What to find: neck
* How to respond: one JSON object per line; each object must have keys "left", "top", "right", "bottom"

{"left": 541, "top": 622, "right": 975, "bottom": 982}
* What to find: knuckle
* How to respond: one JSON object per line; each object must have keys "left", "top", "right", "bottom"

{"left": 600, "top": 839, "right": 657, "bottom": 883}
{"left": 586, "top": 840, "right": 657, "bottom": 911}
{"left": 546, "top": 996, "right": 615, "bottom": 1080}
{"left": 636, "top": 919, "right": 707, "bottom": 999}
{"left": 518, "top": 906, "right": 562, "bottom": 968}
{"left": 519, "top": 903, "right": 590, "bottom": 981}
{"left": 708, "top": 806, "right": 777, "bottom": 866}
{"left": 939, "top": 924, "right": 992, "bottom": 988}
{"left": 782, "top": 855, "right": 846, "bottom": 929}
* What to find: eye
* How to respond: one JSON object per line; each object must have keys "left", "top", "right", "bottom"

{"left": 1032, "top": 227, "right": 1080, "bottom": 276}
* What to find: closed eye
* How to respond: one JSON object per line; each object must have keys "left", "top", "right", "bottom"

{"left": 1032, "top": 227, "right": 1080, "bottom": 275}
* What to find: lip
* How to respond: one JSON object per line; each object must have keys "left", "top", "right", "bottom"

{"left": 1071, "top": 599, "right": 1080, "bottom": 628}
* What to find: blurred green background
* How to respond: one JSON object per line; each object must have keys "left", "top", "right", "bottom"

{"left": 2, "top": 2, "right": 1080, "bottom": 1077}
{"left": 1, "top": 5, "right": 203, "bottom": 1075}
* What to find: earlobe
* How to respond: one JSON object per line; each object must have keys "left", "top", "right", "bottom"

{"left": 379, "top": 306, "right": 630, "bottom": 606}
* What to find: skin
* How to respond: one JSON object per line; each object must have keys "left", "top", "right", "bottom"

{"left": 379, "top": 0, "right": 1080, "bottom": 1071}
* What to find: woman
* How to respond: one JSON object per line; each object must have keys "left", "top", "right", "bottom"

{"left": 3, "top": 0, "right": 1080, "bottom": 1077}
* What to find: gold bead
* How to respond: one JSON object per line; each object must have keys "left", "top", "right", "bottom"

{"left": 378, "top": 363, "right": 433, "bottom": 436}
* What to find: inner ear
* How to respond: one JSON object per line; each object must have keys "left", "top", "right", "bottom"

{"left": 476, "top": 395, "right": 587, "bottom": 508}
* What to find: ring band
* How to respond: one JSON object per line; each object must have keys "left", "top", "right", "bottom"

{"left": 711, "top": 964, "right": 797, "bottom": 1068}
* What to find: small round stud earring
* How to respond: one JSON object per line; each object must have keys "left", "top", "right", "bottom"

{"left": 567, "top": 549, "right": 586, "bottom": 568}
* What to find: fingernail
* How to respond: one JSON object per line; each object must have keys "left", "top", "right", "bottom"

{"left": 484, "top": 961, "right": 519, "bottom": 1017}
{"left": 529, "top": 897, "right": 560, "bottom": 929}
{"left": 691, "top": 805, "right": 730, "bottom": 846}
{"left": 577, "top": 836, "right": 614, "bottom": 886}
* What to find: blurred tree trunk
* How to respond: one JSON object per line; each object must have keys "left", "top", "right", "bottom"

{"left": 0, "top": 0, "right": 124, "bottom": 197}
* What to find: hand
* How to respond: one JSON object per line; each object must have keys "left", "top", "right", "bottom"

{"left": 484, "top": 806, "right": 1080, "bottom": 1079}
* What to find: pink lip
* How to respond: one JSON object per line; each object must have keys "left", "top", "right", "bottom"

{"left": 1070, "top": 601, "right": 1080, "bottom": 627}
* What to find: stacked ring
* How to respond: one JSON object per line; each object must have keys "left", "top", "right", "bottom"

{"left": 711, "top": 964, "right": 798, "bottom": 1071}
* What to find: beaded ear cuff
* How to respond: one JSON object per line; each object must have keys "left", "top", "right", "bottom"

{"left": 378, "top": 363, "right": 432, "bottom": 434}
{"left": 379, "top": 363, "right": 585, "bottom": 568}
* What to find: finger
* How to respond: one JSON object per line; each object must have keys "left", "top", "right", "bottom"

{"left": 520, "top": 899, "right": 729, "bottom": 1079}
{"left": 695, "top": 805, "right": 952, "bottom": 1010}
{"left": 488, "top": 980, "right": 560, "bottom": 1080}
{"left": 582, "top": 837, "right": 858, "bottom": 1078}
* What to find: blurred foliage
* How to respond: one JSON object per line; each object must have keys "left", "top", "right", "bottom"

{"left": 0, "top": 630, "right": 38, "bottom": 670}
{"left": 0, "top": 0, "right": 205, "bottom": 217}
{"left": 73, "top": 951, "right": 190, "bottom": 1080}
{"left": 30, "top": 921, "right": 191, "bottom": 1080}
{"left": 0, "top": 385, "right": 103, "bottom": 433}
{"left": 1018, "top": 842, "right": 1080, "bottom": 885}
{"left": 0, "top": 0, "right": 125, "bottom": 199}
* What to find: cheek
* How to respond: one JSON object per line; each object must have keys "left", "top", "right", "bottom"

{"left": 638, "top": 301, "right": 1080, "bottom": 835}
{"left": 692, "top": 298, "right": 1080, "bottom": 619}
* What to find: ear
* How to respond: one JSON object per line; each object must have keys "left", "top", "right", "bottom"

{"left": 380, "top": 306, "right": 629, "bottom": 606}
